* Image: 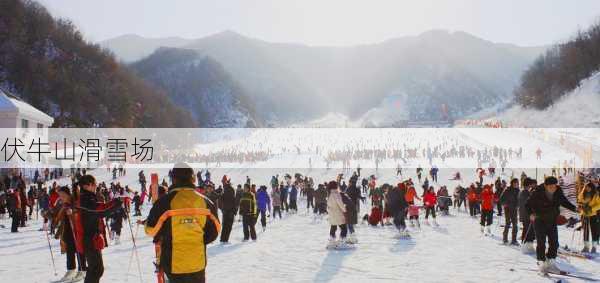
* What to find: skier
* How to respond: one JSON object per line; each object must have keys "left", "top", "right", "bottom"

{"left": 8, "top": 188, "right": 21, "bottom": 233}
{"left": 526, "top": 176, "right": 577, "bottom": 274}
{"left": 314, "top": 184, "right": 328, "bottom": 216}
{"left": 577, "top": 182, "right": 600, "bottom": 253}
{"left": 519, "top": 178, "right": 536, "bottom": 253}
{"left": 271, "top": 186, "right": 282, "bottom": 219}
{"left": 239, "top": 184, "right": 257, "bottom": 241}
{"left": 289, "top": 184, "right": 298, "bottom": 213}
{"left": 280, "top": 184, "right": 289, "bottom": 213}
{"left": 480, "top": 184, "right": 494, "bottom": 235}
{"left": 327, "top": 181, "right": 350, "bottom": 249}
{"left": 55, "top": 186, "right": 87, "bottom": 282}
{"left": 78, "top": 175, "right": 123, "bottom": 283}
{"left": 408, "top": 203, "right": 421, "bottom": 228}
{"left": 109, "top": 200, "right": 126, "bottom": 245}
{"left": 467, "top": 184, "right": 479, "bottom": 217}
{"left": 143, "top": 164, "right": 220, "bottom": 282}
{"left": 416, "top": 166, "right": 423, "bottom": 183}
{"left": 306, "top": 181, "right": 315, "bottom": 213}
{"left": 423, "top": 186, "right": 438, "bottom": 226}
{"left": 500, "top": 178, "right": 520, "bottom": 245}
{"left": 132, "top": 191, "right": 141, "bottom": 216}
{"left": 388, "top": 183, "right": 410, "bottom": 237}
{"left": 256, "top": 185, "right": 271, "bottom": 231}
{"left": 495, "top": 178, "right": 504, "bottom": 216}
{"left": 345, "top": 178, "right": 363, "bottom": 243}
{"left": 219, "top": 180, "right": 237, "bottom": 243}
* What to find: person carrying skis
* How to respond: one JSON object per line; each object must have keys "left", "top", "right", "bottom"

{"left": 526, "top": 176, "right": 576, "bottom": 274}
{"left": 144, "top": 164, "right": 220, "bottom": 282}
{"left": 500, "top": 178, "right": 520, "bottom": 245}
{"left": 238, "top": 184, "right": 258, "bottom": 241}
{"left": 480, "top": 184, "right": 494, "bottom": 235}
{"left": 519, "top": 178, "right": 537, "bottom": 253}
{"left": 577, "top": 182, "right": 600, "bottom": 253}
{"left": 256, "top": 185, "right": 271, "bottom": 232}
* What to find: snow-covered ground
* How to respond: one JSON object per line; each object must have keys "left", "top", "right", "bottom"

{"left": 1, "top": 167, "right": 598, "bottom": 283}
{"left": 1, "top": 129, "right": 598, "bottom": 282}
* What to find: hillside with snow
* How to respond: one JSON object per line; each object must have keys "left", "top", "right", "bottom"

{"left": 498, "top": 72, "right": 600, "bottom": 127}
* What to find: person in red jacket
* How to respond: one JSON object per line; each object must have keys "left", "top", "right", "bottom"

{"left": 423, "top": 186, "right": 438, "bottom": 226}
{"left": 480, "top": 184, "right": 495, "bottom": 235}
{"left": 467, "top": 184, "right": 479, "bottom": 217}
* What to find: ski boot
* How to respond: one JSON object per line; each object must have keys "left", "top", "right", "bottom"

{"left": 592, "top": 241, "right": 598, "bottom": 254}
{"left": 582, "top": 242, "right": 590, "bottom": 253}
{"left": 510, "top": 240, "right": 520, "bottom": 247}
{"left": 71, "top": 271, "right": 86, "bottom": 282}
{"left": 540, "top": 259, "right": 562, "bottom": 274}
{"left": 336, "top": 239, "right": 353, "bottom": 249}
{"left": 326, "top": 238, "right": 338, "bottom": 249}
{"left": 346, "top": 234, "right": 358, "bottom": 244}
{"left": 58, "top": 270, "right": 77, "bottom": 282}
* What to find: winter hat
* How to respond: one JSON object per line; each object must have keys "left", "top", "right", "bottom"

{"left": 58, "top": 186, "right": 71, "bottom": 195}
{"left": 327, "top": 181, "right": 338, "bottom": 191}
{"left": 544, "top": 176, "right": 558, "bottom": 186}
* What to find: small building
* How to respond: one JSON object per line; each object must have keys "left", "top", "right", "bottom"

{"left": 0, "top": 87, "right": 54, "bottom": 182}
{"left": 0, "top": 87, "right": 54, "bottom": 129}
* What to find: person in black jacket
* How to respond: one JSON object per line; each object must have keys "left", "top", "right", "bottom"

{"left": 519, "top": 178, "right": 536, "bottom": 253}
{"left": 387, "top": 183, "right": 409, "bottom": 237}
{"left": 526, "top": 176, "right": 576, "bottom": 274}
{"left": 78, "top": 175, "right": 121, "bottom": 283}
{"left": 220, "top": 183, "right": 237, "bottom": 243}
{"left": 500, "top": 178, "right": 520, "bottom": 245}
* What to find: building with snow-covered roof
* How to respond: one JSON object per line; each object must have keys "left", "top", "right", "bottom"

{"left": 0, "top": 87, "right": 54, "bottom": 129}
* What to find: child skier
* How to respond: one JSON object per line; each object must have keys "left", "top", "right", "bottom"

{"left": 480, "top": 184, "right": 494, "bottom": 235}
{"left": 423, "top": 186, "right": 438, "bottom": 226}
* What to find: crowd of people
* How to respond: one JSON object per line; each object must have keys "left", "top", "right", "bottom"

{"left": 0, "top": 163, "right": 598, "bottom": 282}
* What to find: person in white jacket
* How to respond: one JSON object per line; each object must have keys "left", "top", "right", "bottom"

{"left": 327, "top": 181, "right": 349, "bottom": 249}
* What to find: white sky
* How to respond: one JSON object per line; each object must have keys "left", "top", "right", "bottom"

{"left": 37, "top": 0, "right": 600, "bottom": 46}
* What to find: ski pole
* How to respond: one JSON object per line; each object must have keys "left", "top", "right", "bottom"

{"left": 126, "top": 219, "right": 141, "bottom": 281}
{"left": 44, "top": 226, "right": 57, "bottom": 276}
{"left": 126, "top": 211, "right": 144, "bottom": 283}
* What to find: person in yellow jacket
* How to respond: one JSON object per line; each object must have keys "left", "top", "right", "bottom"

{"left": 144, "top": 163, "right": 220, "bottom": 283}
{"left": 238, "top": 184, "right": 257, "bottom": 241}
{"left": 577, "top": 182, "right": 600, "bottom": 253}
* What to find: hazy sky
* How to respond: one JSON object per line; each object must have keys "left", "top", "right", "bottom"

{"left": 37, "top": 0, "right": 600, "bottom": 46}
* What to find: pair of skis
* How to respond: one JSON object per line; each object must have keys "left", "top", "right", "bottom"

{"left": 516, "top": 267, "right": 599, "bottom": 281}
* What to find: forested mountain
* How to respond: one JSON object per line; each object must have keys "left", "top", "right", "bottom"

{"left": 515, "top": 22, "right": 600, "bottom": 109}
{"left": 132, "top": 48, "right": 261, "bottom": 127}
{"left": 0, "top": 0, "right": 195, "bottom": 127}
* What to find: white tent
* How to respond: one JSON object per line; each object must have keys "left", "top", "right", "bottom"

{"left": 0, "top": 88, "right": 54, "bottom": 128}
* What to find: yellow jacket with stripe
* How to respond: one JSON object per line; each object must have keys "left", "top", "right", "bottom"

{"left": 145, "top": 184, "right": 220, "bottom": 274}
{"left": 578, "top": 190, "right": 600, "bottom": 217}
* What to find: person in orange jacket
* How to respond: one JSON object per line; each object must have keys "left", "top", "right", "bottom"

{"left": 480, "top": 184, "right": 495, "bottom": 235}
